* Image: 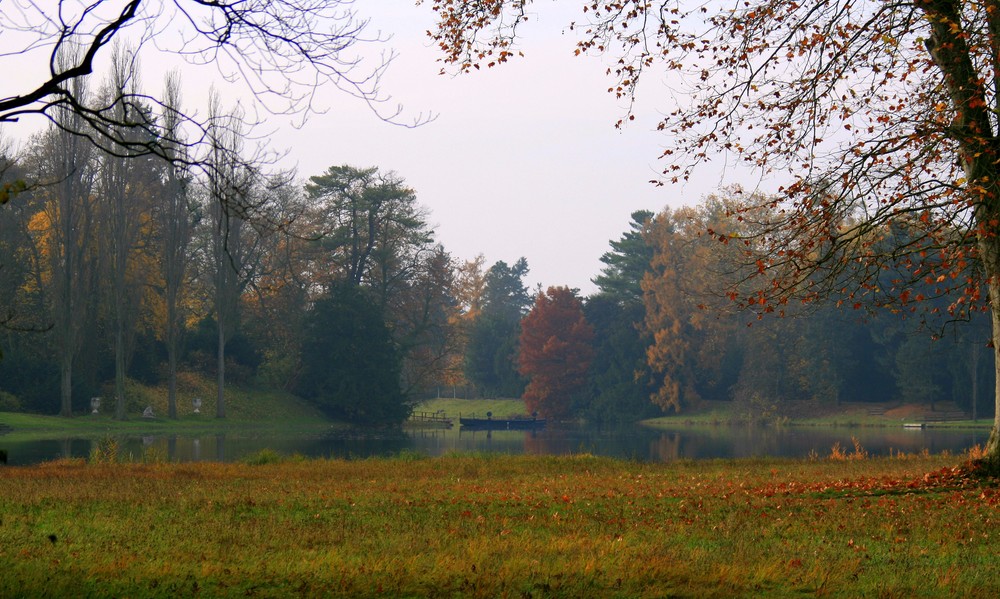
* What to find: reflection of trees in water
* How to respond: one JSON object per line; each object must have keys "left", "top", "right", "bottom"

{"left": 651, "top": 432, "right": 681, "bottom": 461}
{"left": 524, "top": 429, "right": 574, "bottom": 456}
{"left": 522, "top": 425, "right": 663, "bottom": 460}
{"left": 9, "top": 425, "right": 989, "bottom": 464}
{"left": 655, "top": 426, "right": 987, "bottom": 459}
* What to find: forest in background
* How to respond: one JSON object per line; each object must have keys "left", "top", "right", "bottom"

{"left": 0, "top": 59, "right": 994, "bottom": 426}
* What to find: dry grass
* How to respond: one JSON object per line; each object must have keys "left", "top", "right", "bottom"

{"left": 2, "top": 452, "right": 998, "bottom": 597}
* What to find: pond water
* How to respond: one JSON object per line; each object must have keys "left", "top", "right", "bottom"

{"left": 0, "top": 423, "right": 990, "bottom": 466}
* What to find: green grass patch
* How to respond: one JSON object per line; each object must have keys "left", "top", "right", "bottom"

{"left": 414, "top": 397, "right": 528, "bottom": 420}
{"left": 642, "top": 400, "right": 994, "bottom": 430}
{"left": 1, "top": 453, "right": 997, "bottom": 597}
{"left": 0, "top": 375, "right": 335, "bottom": 440}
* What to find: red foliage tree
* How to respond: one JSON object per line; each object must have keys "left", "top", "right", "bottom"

{"left": 518, "top": 286, "right": 595, "bottom": 420}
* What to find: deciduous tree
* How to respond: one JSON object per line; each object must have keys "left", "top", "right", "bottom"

{"left": 642, "top": 204, "right": 743, "bottom": 412}
{"left": 28, "top": 66, "right": 99, "bottom": 416}
{"left": 519, "top": 286, "right": 594, "bottom": 420}
{"left": 202, "top": 93, "right": 268, "bottom": 419}
{"left": 154, "top": 72, "right": 196, "bottom": 419}
{"left": 96, "top": 45, "right": 158, "bottom": 420}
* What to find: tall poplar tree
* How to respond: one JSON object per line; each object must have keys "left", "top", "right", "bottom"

{"left": 97, "top": 45, "right": 155, "bottom": 420}
{"left": 205, "top": 92, "right": 262, "bottom": 419}
{"left": 156, "top": 72, "right": 195, "bottom": 419}
{"left": 32, "top": 54, "right": 98, "bottom": 416}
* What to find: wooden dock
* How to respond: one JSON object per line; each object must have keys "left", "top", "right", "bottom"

{"left": 407, "top": 410, "right": 454, "bottom": 428}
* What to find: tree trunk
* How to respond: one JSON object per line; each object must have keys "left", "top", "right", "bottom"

{"left": 971, "top": 343, "right": 980, "bottom": 423}
{"left": 59, "top": 354, "right": 73, "bottom": 417}
{"left": 216, "top": 316, "right": 226, "bottom": 419}
{"left": 115, "top": 321, "right": 126, "bottom": 420}
{"left": 166, "top": 300, "right": 178, "bottom": 419}
{"left": 986, "top": 274, "right": 1000, "bottom": 462}
{"left": 167, "top": 345, "right": 178, "bottom": 419}
{"left": 977, "top": 214, "right": 1000, "bottom": 464}
{"left": 917, "top": 0, "right": 1000, "bottom": 464}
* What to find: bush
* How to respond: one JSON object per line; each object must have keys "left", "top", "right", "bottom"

{"left": 242, "top": 448, "right": 286, "bottom": 465}
{"left": 99, "top": 378, "right": 157, "bottom": 415}
{"left": 0, "top": 391, "right": 21, "bottom": 412}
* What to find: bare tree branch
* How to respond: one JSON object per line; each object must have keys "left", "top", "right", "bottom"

{"left": 1, "top": 1, "right": 430, "bottom": 179}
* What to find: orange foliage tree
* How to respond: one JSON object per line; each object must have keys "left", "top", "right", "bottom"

{"left": 428, "top": 0, "right": 1000, "bottom": 463}
{"left": 518, "top": 286, "right": 594, "bottom": 420}
{"left": 642, "top": 201, "right": 744, "bottom": 413}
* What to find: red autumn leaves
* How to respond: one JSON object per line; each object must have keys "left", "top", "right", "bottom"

{"left": 518, "top": 287, "right": 594, "bottom": 420}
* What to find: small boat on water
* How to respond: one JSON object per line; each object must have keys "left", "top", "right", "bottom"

{"left": 459, "top": 412, "right": 545, "bottom": 430}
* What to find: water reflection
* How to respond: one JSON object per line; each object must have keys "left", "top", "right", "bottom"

{"left": 0, "top": 423, "right": 989, "bottom": 466}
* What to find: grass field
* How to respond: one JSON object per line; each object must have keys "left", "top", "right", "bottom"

{"left": 1, "top": 451, "right": 998, "bottom": 597}
{"left": 642, "top": 399, "right": 995, "bottom": 430}
{"left": 414, "top": 398, "right": 527, "bottom": 421}
{"left": 0, "top": 377, "right": 333, "bottom": 440}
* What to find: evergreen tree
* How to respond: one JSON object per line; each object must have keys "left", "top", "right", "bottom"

{"left": 592, "top": 210, "right": 654, "bottom": 305}
{"left": 464, "top": 258, "right": 531, "bottom": 397}
{"left": 297, "top": 284, "right": 409, "bottom": 426}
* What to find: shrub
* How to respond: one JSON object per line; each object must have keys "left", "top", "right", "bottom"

{"left": 242, "top": 448, "right": 285, "bottom": 465}
{"left": 0, "top": 391, "right": 21, "bottom": 412}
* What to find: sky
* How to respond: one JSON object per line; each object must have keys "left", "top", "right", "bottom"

{"left": 3, "top": 1, "right": 752, "bottom": 296}
{"left": 275, "top": 0, "right": 713, "bottom": 296}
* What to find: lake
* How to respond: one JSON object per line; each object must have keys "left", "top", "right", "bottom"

{"left": 0, "top": 423, "right": 989, "bottom": 465}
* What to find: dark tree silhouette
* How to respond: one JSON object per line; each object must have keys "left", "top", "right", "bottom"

{"left": 297, "top": 283, "right": 409, "bottom": 427}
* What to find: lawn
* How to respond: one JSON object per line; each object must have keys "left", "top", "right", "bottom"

{"left": 1, "top": 452, "right": 997, "bottom": 597}
{"left": 414, "top": 398, "right": 527, "bottom": 421}
{"left": 0, "top": 377, "right": 335, "bottom": 441}
{"left": 642, "top": 399, "right": 995, "bottom": 430}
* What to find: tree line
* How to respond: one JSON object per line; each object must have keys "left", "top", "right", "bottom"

{"left": 422, "top": 0, "right": 1000, "bottom": 466}
{"left": 2, "top": 107, "right": 995, "bottom": 425}
{"left": 0, "top": 45, "right": 452, "bottom": 425}
{"left": 2, "top": 29, "right": 997, "bottom": 427}
{"left": 496, "top": 201, "right": 994, "bottom": 425}
{"left": 3, "top": 116, "right": 992, "bottom": 426}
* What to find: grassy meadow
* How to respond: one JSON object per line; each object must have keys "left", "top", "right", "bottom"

{"left": 414, "top": 398, "right": 527, "bottom": 420}
{"left": 0, "top": 376, "right": 334, "bottom": 442}
{"left": 2, "top": 452, "right": 998, "bottom": 597}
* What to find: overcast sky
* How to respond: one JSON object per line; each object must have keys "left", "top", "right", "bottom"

{"left": 4, "top": 1, "right": 755, "bottom": 295}
{"left": 284, "top": 0, "right": 720, "bottom": 295}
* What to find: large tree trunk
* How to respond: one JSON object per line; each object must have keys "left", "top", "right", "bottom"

{"left": 971, "top": 197, "right": 1000, "bottom": 467}
{"left": 167, "top": 305, "right": 178, "bottom": 419}
{"left": 918, "top": 0, "right": 1000, "bottom": 465}
{"left": 59, "top": 354, "right": 73, "bottom": 417}
{"left": 216, "top": 315, "right": 226, "bottom": 419}
{"left": 986, "top": 268, "right": 1000, "bottom": 462}
{"left": 114, "top": 321, "right": 126, "bottom": 420}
